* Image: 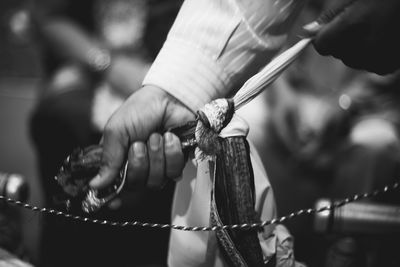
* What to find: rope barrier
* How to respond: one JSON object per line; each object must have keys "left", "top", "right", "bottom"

{"left": 1, "top": 181, "right": 398, "bottom": 231}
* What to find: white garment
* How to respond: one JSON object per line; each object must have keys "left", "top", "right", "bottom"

{"left": 143, "top": 0, "right": 306, "bottom": 112}
{"left": 142, "top": 0, "right": 308, "bottom": 265}
{"left": 168, "top": 115, "right": 305, "bottom": 267}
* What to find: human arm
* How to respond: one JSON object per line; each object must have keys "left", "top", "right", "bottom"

{"left": 304, "top": 0, "right": 400, "bottom": 75}
{"left": 90, "top": 0, "right": 307, "bottom": 190}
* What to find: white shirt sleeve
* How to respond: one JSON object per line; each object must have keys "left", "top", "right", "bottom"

{"left": 143, "top": 0, "right": 306, "bottom": 112}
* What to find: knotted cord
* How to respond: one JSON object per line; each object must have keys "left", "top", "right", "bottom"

{"left": 1, "top": 180, "right": 398, "bottom": 231}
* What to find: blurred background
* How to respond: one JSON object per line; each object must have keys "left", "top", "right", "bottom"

{"left": 0, "top": 0, "right": 400, "bottom": 267}
{"left": 0, "top": 0, "right": 43, "bottom": 264}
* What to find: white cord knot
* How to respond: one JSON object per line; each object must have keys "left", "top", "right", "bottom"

{"left": 194, "top": 98, "right": 234, "bottom": 156}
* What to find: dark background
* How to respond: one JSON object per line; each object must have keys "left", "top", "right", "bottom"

{"left": 0, "top": 0, "right": 43, "bottom": 263}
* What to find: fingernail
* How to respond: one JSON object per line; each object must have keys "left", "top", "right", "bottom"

{"left": 303, "top": 21, "right": 322, "bottom": 34}
{"left": 164, "top": 132, "right": 174, "bottom": 146}
{"left": 89, "top": 174, "right": 101, "bottom": 187}
{"left": 133, "top": 142, "right": 146, "bottom": 157}
{"left": 149, "top": 134, "right": 161, "bottom": 150}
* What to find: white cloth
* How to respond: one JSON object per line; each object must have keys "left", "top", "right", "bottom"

{"left": 169, "top": 116, "right": 305, "bottom": 266}
{"left": 143, "top": 0, "right": 306, "bottom": 112}
{"left": 142, "top": 0, "right": 308, "bottom": 265}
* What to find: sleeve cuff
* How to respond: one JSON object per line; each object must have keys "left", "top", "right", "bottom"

{"left": 143, "top": 38, "right": 230, "bottom": 112}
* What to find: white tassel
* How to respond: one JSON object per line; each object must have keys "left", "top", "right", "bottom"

{"left": 233, "top": 38, "right": 312, "bottom": 110}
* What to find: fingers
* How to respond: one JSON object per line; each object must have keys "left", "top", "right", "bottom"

{"left": 302, "top": 0, "right": 360, "bottom": 53}
{"left": 89, "top": 87, "right": 166, "bottom": 191}
{"left": 125, "top": 132, "right": 185, "bottom": 190}
{"left": 303, "top": 0, "right": 355, "bottom": 36}
{"left": 164, "top": 132, "right": 185, "bottom": 181}
{"left": 90, "top": 121, "right": 128, "bottom": 189}
{"left": 303, "top": 0, "right": 376, "bottom": 72}
{"left": 313, "top": 2, "right": 359, "bottom": 56}
{"left": 147, "top": 133, "right": 165, "bottom": 189}
{"left": 126, "top": 142, "right": 149, "bottom": 189}
{"left": 90, "top": 86, "right": 192, "bottom": 194}
{"left": 306, "top": 0, "right": 400, "bottom": 75}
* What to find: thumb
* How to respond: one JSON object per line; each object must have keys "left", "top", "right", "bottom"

{"left": 89, "top": 124, "right": 128, "bottom": 189}
{"left": 302, "top": 0, "right": 356, "bottom": 36}
{"left": 304, "top": 0, "right": 359, "bottom": 56}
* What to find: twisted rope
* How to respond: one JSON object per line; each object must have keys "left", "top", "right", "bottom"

{"left": 1, "top": 181, "right": 399, "bottom": 231}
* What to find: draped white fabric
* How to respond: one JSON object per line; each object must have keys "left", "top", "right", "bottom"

{"left": 169, "top": 116, "right": 306, "bottom": 267}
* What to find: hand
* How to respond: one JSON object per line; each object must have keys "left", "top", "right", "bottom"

{"left": 105, "top": 55, "right": 151, "bottom": 97}
{"left": 304, "top": 0, "right": 400, "bottom": 75}
{"left": 89, "top": 85, "right": 195, "bottom": 190}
